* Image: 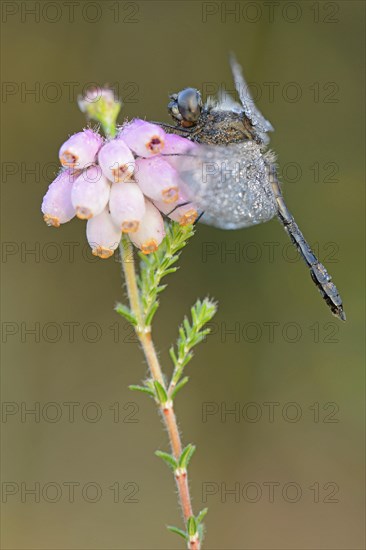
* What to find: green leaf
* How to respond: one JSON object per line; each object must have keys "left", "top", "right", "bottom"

{"left": 183, "top": 317, "right": 190, "bottom": 333}
{"left": 196, "top": 507, "right": 208, "bottom": 524}
{"left": 157, "top": 284, "right": 167, "bottom": 293}
{"left": 166, "top": 525, "right": 188, "bottom": 541}
{"left": 179, "top": 444, "right": 196, "bottom": 468}
{"left": 187, "top": 516, "right": 197, "bottom": 537}
{"left": 171, "top": 377, "right": 189, "bottom": 400}
{"left": 169, "top": 297, "right": 218, "bottom": 389}
{"left": 191, "top": 305, "right": 198, "bottom": 325}
{"left": 115, "top": 303, "right": 137, "bottom": 326}
{"left": 162, "top": 268, "right": 177, "bottom": 276}
{"left": 128, "top": 385, "right": 155, "bottom": 397}
{"left": 155, "top": 450, "right": 178, "bottom": 470}
{"left": 154, "top": 381, "right": 168, "bottom": 404}
{"left": 144, "top": 379, "right": 155, "bottom": 392}
{"left": 145, "top": 301, "right": 159, "bottom": 327}
{"left": 169, "top": 346, "right": 178, "bottom": 366}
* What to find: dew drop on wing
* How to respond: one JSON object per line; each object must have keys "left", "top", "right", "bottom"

{"left": 173, "top": 142, "right": 277, "bottom": 230}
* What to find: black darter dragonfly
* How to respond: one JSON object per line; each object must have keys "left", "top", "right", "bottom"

{"left": 155, "top": 54, "right": 345, "bottom": 321}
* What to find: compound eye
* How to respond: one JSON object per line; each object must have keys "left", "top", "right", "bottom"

{"left": 177, "top": 88, "right": 202, "bottom": 122}
{"left": 168, "top": 100, "right": 182, "bottom": 121}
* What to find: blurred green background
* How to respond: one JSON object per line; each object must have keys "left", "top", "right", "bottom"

{"left": 1, "top": 1, "right": 364, "bottom": 549}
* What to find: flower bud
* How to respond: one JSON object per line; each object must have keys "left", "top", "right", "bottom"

{"left": 129, "top": 200, "right": 165, "bottom": 254}
{"left": 119, "top": 119, "right": 165, "bottom": 157}
{"left": 109, "top": 181, "right": 146, "bottom": 233}
{"left": 78, "top": 88, "right": 121, "bottom": 138}
{"left": 59, "top": 129, "right": 103, "bottom": 169}
{"left": 135, "top": 156, "right": 180, "bottom": 204}
{"left": 98, "top": 139, "right": 135, "bottom": 183}
{"left": 71, "top": 165, "right": 110, "bottom": 219}
{"left": 86, "top": 207, "right": 122, "bottom": 259}
{"left": 41, "top": 169, "right": 76, "bottom": 227}
{"left": 78, "top": 87, "right": 121, "bottom": 115}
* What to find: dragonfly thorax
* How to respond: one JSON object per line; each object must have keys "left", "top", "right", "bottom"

{"left": 168, "top": 95, "right": 259, "bottom": 146}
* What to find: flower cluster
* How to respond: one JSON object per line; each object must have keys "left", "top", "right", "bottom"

{"left": 41, "top": 120, "right": 198, "bottom": 258}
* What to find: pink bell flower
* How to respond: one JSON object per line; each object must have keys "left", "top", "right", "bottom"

{"left": 59, "top": 129, "right": 103, "bottom": 169}
{"left": 135, "top": 156, "right": 180, "bottom": 204}
{"left": 129, "top": 200, "right": 165, "bottom": 254}
{"left": 71, "top": 165, "right": 110, "bottom": 219}
{"left": 98, "top": 139, "right": 135, "bottom": 183}
{"left": 86, "top": 207, "right": 122, "bottom": 259}
{"left": 154, "top": 194, "right": 199, "bottom": 226}
{"left": 109, "top": 181, "right": 146, "bottom": 233}
{"left": 119, "top": 119, "right": 165, "bottom": 157}
{"left": 41, "top": 169, "right": 76, "bottom": 227}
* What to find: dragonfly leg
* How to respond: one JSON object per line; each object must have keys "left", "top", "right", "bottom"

{"left": 268, "top": 164, "right": 345, "bottom": 321}
{"left": 166, "top": 201, "right": 191, "bottom": 216}
{"left": 194, "top": 211, "right": 205, "bottom": 225}
{"left": 166, "top": 202, "right": 204, "bottom": 226}
{"left": 149, "top": 121, "right": 195, "bottom": 135}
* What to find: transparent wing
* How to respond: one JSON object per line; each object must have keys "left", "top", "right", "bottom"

{"left": 207, "top": 89, "right": 243, "bottom": 114}
{"left": 172, "top": 142, "right": 277, "bottom": 229}
{"left": 229, "top": 53, "right": 274, "bottom": 135}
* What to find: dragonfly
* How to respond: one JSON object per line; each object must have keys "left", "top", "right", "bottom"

{"left": 154, "top": 54, "right": 345, "bottom": 321}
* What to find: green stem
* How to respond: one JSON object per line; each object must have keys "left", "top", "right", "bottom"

{"left": 102, "top": 121, "right": 117, "bottom": 138}
{"left": 119, "top": 237, "right": 201, "bottom": 550}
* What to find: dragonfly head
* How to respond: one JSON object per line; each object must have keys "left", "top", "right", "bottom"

{"left": 168, "top": 88, "right": 202, "bottom": 127}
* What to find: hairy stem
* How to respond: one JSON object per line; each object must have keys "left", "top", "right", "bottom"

{"left": 119, "top": 237, "right": 200, "bottom": 550}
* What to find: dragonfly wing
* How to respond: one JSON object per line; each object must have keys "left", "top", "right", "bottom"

{"left": 207, "top": 88, "right": 244, "bottom": 114}
{"left": 175, "top": 142, "right": 277, "bottom": 229}
{"left": 229, "top": 53, "right": 274, "bottom": 136}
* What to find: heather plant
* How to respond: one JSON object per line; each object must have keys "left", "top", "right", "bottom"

{"left": 41, "top": 87, "right": 217, "bottom": 549}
